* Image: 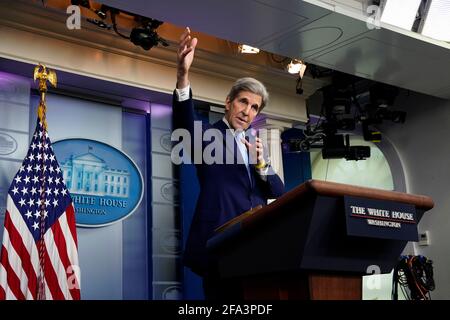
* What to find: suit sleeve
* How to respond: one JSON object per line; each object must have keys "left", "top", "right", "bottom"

{"left": 260, "top": 167, "right": 285, "bottom": 199}
{"left": 172, "top": 89, "right": 195, "bottom": 133}
{"left": 172, "top": 89, "right": 198, "bottom": 163}
{"left": 172, "top": 89, "right": 214, "bottom": 165}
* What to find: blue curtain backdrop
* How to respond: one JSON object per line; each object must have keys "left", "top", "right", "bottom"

{"left": 281, "top": 128, "right": 312, "bottom": 192}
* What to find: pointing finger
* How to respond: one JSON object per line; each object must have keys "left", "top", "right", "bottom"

{"left": 180, "top": 27, "right": 190, "bottom": 42}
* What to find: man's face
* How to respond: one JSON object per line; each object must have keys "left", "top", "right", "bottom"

{"left": 224, "top": 91, "right": 262, "bottom": 131}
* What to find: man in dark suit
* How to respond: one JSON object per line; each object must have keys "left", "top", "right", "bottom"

{"left": 173, "top": 27, "right": 285, "bottom": 299}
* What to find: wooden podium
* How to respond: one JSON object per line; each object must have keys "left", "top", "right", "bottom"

{"left": 207, "top": 180, "right": 434, "bottom": 300}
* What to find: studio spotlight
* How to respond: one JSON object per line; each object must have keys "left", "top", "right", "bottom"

{"left": 130, "top": 28, "right": 158, "bottom": 50}
{"left": 130, "top": 27, "right": 168, "bottom": 50}
{"left": 322, "top": 134, "right": 371, "bottom": 161}
{"left": 128, "top": 17, "right": 168, "bottom": 50}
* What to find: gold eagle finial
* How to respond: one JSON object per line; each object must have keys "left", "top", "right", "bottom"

{"left": 34, "top": 64, "right": 57, "bottom": 90}
{"left": 33, "top": 64, "right": 57, "bottom": 130}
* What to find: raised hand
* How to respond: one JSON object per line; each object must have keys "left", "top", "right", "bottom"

{"left": 177, "top": 27, "right": 198, "bottom": 89}
{"left": 242, "top": 137, "right": 265, "bottom": 167}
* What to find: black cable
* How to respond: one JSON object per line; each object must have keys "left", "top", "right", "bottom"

{"left": 110, "top": 10, "right": 130, "bottom": 39}
{"left": 392, "top": 255, "right": 435, "bottom": 300}
{"left": 392, "top": 262, "right": 398, "bottom": 300}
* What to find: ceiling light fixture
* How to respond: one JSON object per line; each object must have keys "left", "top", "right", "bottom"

{"left": 238, "top": 44, "right": 260, "bottom": 54}
{"left": 287, "top": 59, "right": 307, "bottom": 78}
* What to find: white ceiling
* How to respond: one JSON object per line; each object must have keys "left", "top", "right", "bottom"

{"left": 98, "top": 0, "right": 450, "bottom": 100}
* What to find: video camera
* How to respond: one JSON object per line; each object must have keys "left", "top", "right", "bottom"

{"left": 285, "top": 72, "right": 406, "bottom": 161}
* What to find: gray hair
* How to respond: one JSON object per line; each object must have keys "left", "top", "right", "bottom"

{"left": 227, "top": 77, "right": 269, "bottom": 111}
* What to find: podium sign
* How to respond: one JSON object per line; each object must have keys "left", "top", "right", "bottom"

{"left": 344, "top": 195, "right": 418, "bottom": 241}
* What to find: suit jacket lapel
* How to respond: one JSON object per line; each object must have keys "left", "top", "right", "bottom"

{"left": 213, "top": 120, "right": 252, "bottom": 188}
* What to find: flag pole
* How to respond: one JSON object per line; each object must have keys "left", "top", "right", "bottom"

{"left": 33, "top": 64, "right": 57, "bottom": 300}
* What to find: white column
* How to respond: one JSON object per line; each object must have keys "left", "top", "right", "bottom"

{"left": 252, "top": 117, "right": 293, "bottom": 183}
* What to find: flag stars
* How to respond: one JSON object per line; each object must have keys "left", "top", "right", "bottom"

{"left": 31, "top": 143, "right": 37, "bottom": 150}
{"left": 27, "top": 165, "right": 33, "bottom": 173}
{"left": 25, "top": 210, "right": 33, "bottom": 219}
{"left": 48, "top": 177, "right": 53, "bottom": 184}
{"left": 43, "top": 153, "right": 48, "bottom": 162}
{"left": 34, "top": 210, "right": 41, "bottom": 219}
{"left": 19, "top": 198, "right": 26, "bottom": 207}
{"left": 20, "top": 187, "right": 28, "bottom": 196}
{"left": 14, "top": 176, "right": 22, "bottom": 184}
{"left": 28, "top": 154, "right": 35, "bottom": 161}
{"left": 36, "top": 153, "right": 42, "bottom": 161}
{"left": 32, "top": 222, "right": 39, "bottom": 231}
{"left": 31, "top": 187, "right": 37, "bottom": 195}
{"left": 49, "top": 166, "right": 55, "bottom": 173}
{"left": 55, "top": 167, "right": 61, "bottom": 174}
{"left": 49, "top": 154, "right": 55, "bottom": 162}
{"left": 55, "top": 178, "right": 60, "bottom": 185}
{"left": 11, "top": 187, "right": 19, "bottom": 195}
{"left": 19, "top": 165, "right": 25, "bottom": 173}
{"left": 34, "top": 165, "right": 41, "bottom": 172}
{"left": 53, "top": 188, "right": 59, "bottom": 196}
{"left": 43, "top": 210, "right": 48, "bottom": 218}
{"left": 24, "top": 176, "right": 30, "bottom": 184}
{"left": 44, "top": 199, "right": 50, "bottom": 207}
{"left": 27, "top": 198, "right": 35, "bottom": 207}
{"left": 45, "top": 189, "right": 52, "bottom": 196}
{"left": 32, "top": 176, "right": 39, "bottom": 184}
{"left": 52, "top": 199, "right": 58, "bottom": 207}
{"left": 61, "top": 189, "right": 67, "bottom": 196}
{"left": 36, "top": 199, "right": 42, "bottom": 207}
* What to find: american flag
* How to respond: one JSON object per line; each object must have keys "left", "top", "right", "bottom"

{"left": 0, "top": 119, "right": 81, "bottom": 300}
